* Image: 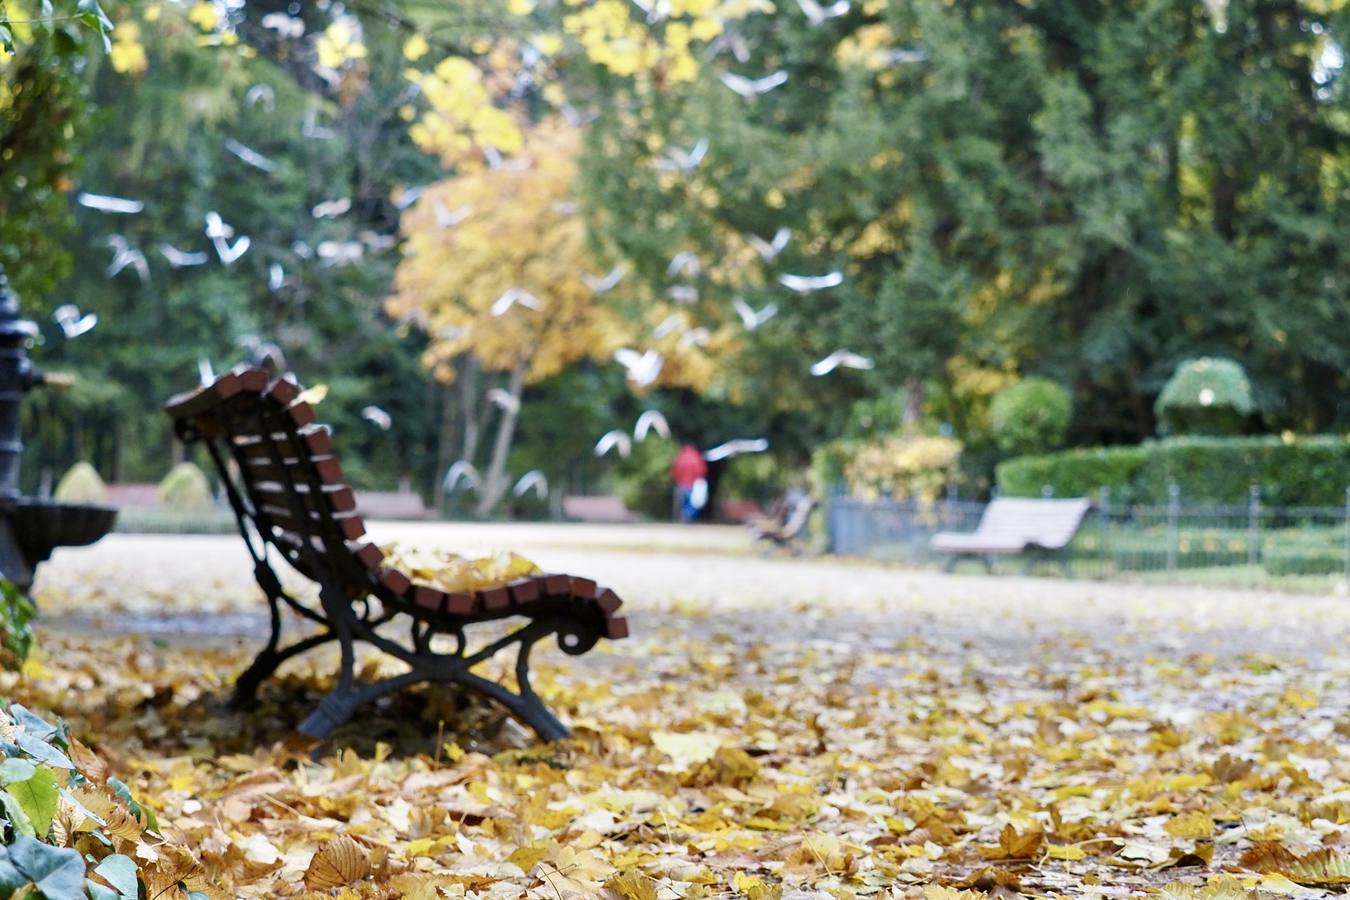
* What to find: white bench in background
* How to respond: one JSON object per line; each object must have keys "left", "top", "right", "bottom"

{"left": 931, "top": 497, "right": 1091, "bottom": 573}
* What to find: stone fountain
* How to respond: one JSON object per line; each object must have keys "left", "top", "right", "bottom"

{"left": 0, "top": 266, "right": 117, "bottom": 594}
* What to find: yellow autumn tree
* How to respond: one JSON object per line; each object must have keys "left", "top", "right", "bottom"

{"left": 388, "top": 120, "right": 627, "bottom": 514}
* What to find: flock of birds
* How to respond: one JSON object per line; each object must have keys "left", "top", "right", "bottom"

{"left": 61, "top": 0, "right": 893, "bottom": 506}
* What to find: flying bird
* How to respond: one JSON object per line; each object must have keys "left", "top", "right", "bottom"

{"left": 679, "top": 327, "right": 711, "bottom": 349}
{"left": 443, "top": 460, "right": 480, "bottom": 493}
{"left": 810, "top": 349, "right": 875, "bottom": 376}
{"left": 360, "top": 230, "right": 396, "bottom": 253}
{"left": 260, "top": 11, "right": 305, "bottom": 38}
{"left": 392, "top": 185, "right": 425, "bottom": 210}
{"left": 667, "top": 285, "right": 699, "bottom": 305}
{"left": 490, "top": 288, "right": 543, "bottom": 316}
{"left": 631, "top": 0, "right": 671, "bottom": 23}
{"left": 244, "top": 83, "right": 276, "bottom": 111}
{"left": 301, "top": 106, "right": 336, "bottom": 140}
{"left": 779, "top": 271, "right": 843, "bottom": 293}
{"left": 484, "top": 147, "right": 531, "bottom": 171}
{"left": 652, "top": 315, "right": 685, "bottom": 339}
{"left": 105, "top": 236, "right": 149, "bottom": 283}
{"left": 268, "top": 264, "right": 285, "bottom": 291}
{"left": 432, "top": 202, "right": 472, "bottom": 229}
{"left": 708, "top": 31, "right": 751, "bottom": 63}
{"left": 312, "top": 197, "right": 352, "bottom": 219}
{"left": 76, "top": 192, "right": 144, "bottom": 215}
{"left": 198, "top": 357, "right": 214, "bottom": 385}
{"left": 878, "top": 47, "right": 929, "bottom": 64}
{"left": 747, "top": 227, "right": 791, "bottom": 261}
{"left": 654, "top": 138, "right": 709, "bottom": 174}
{"left": 512, "top": 470, "right": 548, "bottom": 500}
{"left": 797, "top": 0, "right": 849, "bottom": 25}
{"left": 487, "top": 387, "right": 521, "bottom": 414}
{"left": 583, "top": 264, "right": 628, "bottom": 294}
{"left": 361, "top": 405, "right": 393, "bottom": 430}
{"left": 705, "top": 438, "right": 769, "bottom": 462}
{"left": 159, "top": 244, "right": 209, "bottom": 268}
{"left": 634, "top": 410, "right": 671, "bottom": 442}
{"left": 719, "top": 70, "right": 789, "bottom": 98}
{"left": 224, "top": 138, "right": 278, "bottom": 173}
{"left": 52, "top": 304, "right": 97, "bottom": 339}
{"left": 213, "top": 234, "right": 251, "bottom": 266}
{"left": 594, "top": 430, "right": 633, "bottom": 459}
{"left": 296, "top": 383, "right": 328, "bottom": 406}
{"left": 666, "top": 251, "right": 701, "bottom": 278}
{"left": 316, "top": 240, "right": 362, "bottom": 267}
{"left": 733, "top": 297, "right": 778, "bottom": 330}
{"left": 614, "top": 348, "right": 663, "bottom": 388}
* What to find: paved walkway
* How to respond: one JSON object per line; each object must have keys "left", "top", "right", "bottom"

{"left": 33, "top": 523, "right": 1350, "bottom": 663}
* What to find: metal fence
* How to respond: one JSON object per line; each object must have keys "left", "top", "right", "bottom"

{"left": 826, "top": 487, "right": 1350, "bottom": 591}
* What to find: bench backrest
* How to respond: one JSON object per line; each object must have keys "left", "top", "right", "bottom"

{"left": 165, "top": 366, "right": 395, "bottom": 597}
{"left": 973, "top": 498, "right": 1091, "bottom": 549}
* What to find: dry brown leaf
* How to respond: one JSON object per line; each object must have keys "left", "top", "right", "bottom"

{"left": 1239, "top": 844, "right": 1350, "bottom": 886}
{"left": 980, "top": 824, "right": 1044, "bottom": 860}
{"left": 605, "top": 870, "right": 659, "bottom": 900}
{"left": 303, "top": 834, "right": 371, "bottom": 889}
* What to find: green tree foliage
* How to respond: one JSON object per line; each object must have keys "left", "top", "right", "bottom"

{"left": 1155, "top": 357, "right": 1254, "bottom": 435}
{"left": 991, "top": 378, "right": 1073, "bottom": 454}
{"left": 571, "top": 0, "right": 1350, "bottom": 459}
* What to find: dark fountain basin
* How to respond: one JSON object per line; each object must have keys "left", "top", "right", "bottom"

{"left": 9, "top": 499, "right": 118, "bottom": 567}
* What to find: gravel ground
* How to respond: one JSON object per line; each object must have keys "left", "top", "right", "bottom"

{"left": 32, "top": 524, "right": 1350, "bottom": 664}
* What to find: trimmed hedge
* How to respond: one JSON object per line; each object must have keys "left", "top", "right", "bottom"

{"left": 997, "top": 435, "right": 1350, "bottom": 506}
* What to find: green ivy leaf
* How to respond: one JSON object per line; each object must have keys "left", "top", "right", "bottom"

{"left": 7, "top": 765, "right": 60, "bottom": 836}
{"left": 92, "top": 854, "right": 137, "bottom": 899}
{"left": 17, "top": 733, "right": 75, "bottom": 770}
{"left": 0, "top": 788, "right": 35, "bottom": 838}
{"left": 0, "top": 757, "right": 36, "bottom": 786}
{"left": 0, "top": 836, "right": 86, "bottom": 898}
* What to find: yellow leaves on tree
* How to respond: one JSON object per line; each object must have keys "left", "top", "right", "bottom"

{"left": 388, "top": 121, "right": 620, "bottom": 386}
{"left": 109, "top": 22, "right": 149, "bottom": 76}
{"left": 405, "top": 56, "right": 524, "bottom": 166}
{"left": 315, "top": 17, "right": 367, "bottom": 70}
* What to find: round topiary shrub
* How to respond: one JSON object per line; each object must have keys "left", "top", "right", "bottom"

{"left": 53, "top": 461, "right": 107, "bottom": 504}
{"left": 158, "top": 461, "right": 214, "bottom": 512}
{"left": 990, "top": 378, "right": 1073, "bottom": 455}
{"left": 1155, "top": 357, "right": 1253, "bottom": 435}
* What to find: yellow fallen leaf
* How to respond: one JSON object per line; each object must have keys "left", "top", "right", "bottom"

{"left": 651, "top": 731, "right": 721, "bottom": 767}
{"left": 1166, "top": 811, "right": 1216, "bottom": 839}
{"left": 1045, "top": 844, "right": 1087, "bottom": 861}
{"left": 303, "top": 835, "right": 370, "bottom": 889}
{"left": 605, "top": 871, "right": 658, "bottom": 900}
{"left": 507, "top": 845, "right": 547, "bottom": 873}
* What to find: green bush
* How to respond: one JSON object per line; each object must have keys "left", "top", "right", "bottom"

{"left": 609, "top": 437, "right": 678, "bottom": 520}
{"left": 997, "top": 435, "right": 1350, "bottom": 506}
{"left": 990, "top": 378, "right": 1072, "bottom": 454}
{"left": 0, "top": 579, "right": 35, "bottom": 670}
{"left": 1155, "top": 357, "right": 1254, "bottom": 436}
{"left": 53, "top": 462, "right": 107, "bottom": 504}
{"left": 157, "top": 462, "right": 214, "bottom": 512}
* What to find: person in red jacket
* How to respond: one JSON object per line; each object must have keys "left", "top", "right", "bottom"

{"left": 670, "top": 443, "right": 708, "bottom": 523}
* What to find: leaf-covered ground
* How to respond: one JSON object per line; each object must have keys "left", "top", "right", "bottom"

{"left": 21, "top": 528, "right": 1350, "bottom": 898}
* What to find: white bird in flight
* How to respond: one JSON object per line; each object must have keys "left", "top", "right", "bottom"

{"left": 679, "top": 327, "right": 711, "bottom": 349}
{"left": 487, "top": 387, "right": 521, "bottom": 414}
{"left": 779, "top": 271, "right": 843, "bottom": 293}
{"left": 159, "top": 244, "right": 208, "bottom": 268}
{"left": 260, "top": 11, "right": 305, "bottom": 39}
{"left": 719, "top": 70, "right": 789, "bottom": 99}
{"left": 317, "top": 240, "right": 362, "bottom": 267}
{"left": 614, "top": 348, "right": 663, "bottom": 388}
{"left": 77, "top": 193, "right": 144, "bottom": 215}
{"left": 244, "top": 83, "right": 276, "bottom": 111}
{"left": 491, "top": 288, "right": 543, "bottom": 317}
{"left": 748, "top": 227, "right": 791, "bottom": 261}
{"left": 225, "top": 138, "right": 278, "bottom": 173}
{"left": 733, "top": 298, "right": 778, "bottom": 330}
{"left": 484, "top": 147, "right": 531, "bottom": 171}
{"left": 667, "top": 285, "right": 699, "bottom": 305}
{"left": 797, "top": 0, "right": 849, "bottom": 26}
{"left": 666, "top": 251, "right": 701, "bottom": 278}
{"left": 443, "top": 460, "right": 480, "bottom": 493}
{"left": 634, "top": 410, "right": 671, "bottom": 442}
{"left": 312, "top": 197, "right": 352, "bottom": 219}
{"left": 198, "top": 357, "right": 214, "bottom": 385}
{"left": 53, "top": 304, "right": 97, "bottom": 339}
{"left": 512, "top": 470, "right": 548, "bottom": 500}
{"left": 361, "top": 405, "right": 393, "bottom": 430}
{"left": 301, "top": 106, "right": 336, "bottom": 140}
{"left": 432, "top": 202, "right": 472, "bottom": 229}
{"left": 583, "top": 264, "right": 628, "bottom": 295}
{"left": 213, "top": 234, "right": 251, "bottom": 266}
{"left": 594, "top": 430, "right": 633, "bottom": 459}
{"left": 105, "top": 236, "right": 149, "bottom": 283}
{"left": 393, "top": 185, "right": 425, "bottom": 210}
{"left": 654, "top": 138, "right": 709, "bottom": 173}
{"left": 810, "top": 349, "right": 874, "bottom": 376}
{"left": 705, "top": 438, "right": 769, "bottom": 462}
{"left": 268, "top": 263, "right": 285, "bottom": 292}
{"left": 652, "top": 315, "right": 685, "bottom": 340}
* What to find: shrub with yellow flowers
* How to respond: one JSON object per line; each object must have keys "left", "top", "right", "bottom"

{"left": 842, "top": 433, "right": 963, "bottom": 504}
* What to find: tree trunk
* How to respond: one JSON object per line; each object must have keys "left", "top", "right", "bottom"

{"left": 460, "top": 359, "right": 482, "bottom": 463}
{"left": 474, "top": 362, "right": 526, "bottom": 516}
{"left": 432, "top": 382, "right": 458, "bottom": 508}
{"left": 902, "top": 377, "right": 925, "bottom": 425}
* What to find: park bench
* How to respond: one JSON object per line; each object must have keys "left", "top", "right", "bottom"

{"left": 930, "top": 497, "right": 1091, "bottom": 573}
{"left": 750, "top": 492, "right": 816, "bottom": 555}
{"left": 165, "top": 366, "right": 627, "bottom": 741}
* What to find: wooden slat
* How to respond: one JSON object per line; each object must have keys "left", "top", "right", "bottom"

{"left": 543, "top": 574, "right": 571, "bottom": 596}
{"left": 288, "top": 402, "right": 317, "bottom": 428}
{"left": 258, "top": 503, "right": 365, "bottom": 541}
{"left": 236, "top": 367, "right": 269, "bottom": 392}
{"left": 240, "top": 455, "right": 345, "bottom": 486}
{"left": 594, "top": 588, "right": 622, "bottom": 615}
{"left": 232, "top": 428, "right": 333, "bottom": 457}
{"left": 377, "top": 568, "right": 411, "bottom": 594}
{"left": 411, "top": 585, "right": 445, "bottom": 613}
{"left": 252, "top": 482, "right": 356, "bottom": 515}
{"left": 164, "top": 372, "right": 242, "bottom": 419}
{"left": 265, "top": 378, "right": 300, "bottom": 406}
{"left": 507, "top": 578, "right": 542, "bottom": 605}
{"left": 568, "top": 576, "right": 598, "bottom": 599}
{"left": 604, "top": 617, "right": 629, "bottom": 640}
{"left": 350, "top": 542, "right": 385, "bottom": 571}
{"left": 479, "top": 586, "right": 510, "bottom": 611}
{"left": 444, "top": 591, "right": 476, "bottom": 616}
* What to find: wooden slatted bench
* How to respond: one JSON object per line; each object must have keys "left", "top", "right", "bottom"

{"left": 165, "top": 365, "right": 627, "bottom": 741}
{"left": 930, "top": 497, "right": 1091, "bottom": 574}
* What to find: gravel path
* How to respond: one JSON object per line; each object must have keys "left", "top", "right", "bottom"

{"left": 32, "top": 525, "right": 1350, "bottom": 664}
